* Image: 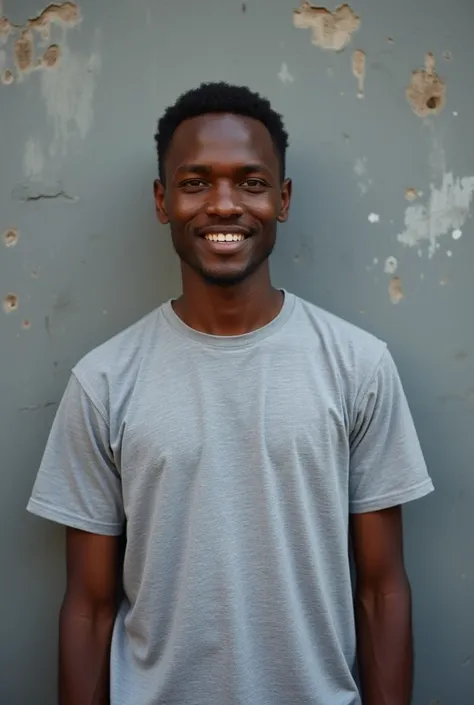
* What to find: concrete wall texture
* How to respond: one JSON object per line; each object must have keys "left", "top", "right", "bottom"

{"left": 1, "top": 0, "right": 473, "bottom": 703}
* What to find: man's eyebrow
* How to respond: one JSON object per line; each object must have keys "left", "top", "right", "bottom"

{"left": 175, "top": 163, "right": 270, "bottom": 175}
{"left": 175, "top": 164, "right": 212, "bottom": 175}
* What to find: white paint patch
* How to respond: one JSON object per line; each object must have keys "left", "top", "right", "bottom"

{"left": 354, "top": 157, "right": 372, "bottom": 196}
{"left": 373, "top": 257, "right": 379, "bottom": 265}
{"left": 452, "top": 228, "right": 462, "bottom": 240}
{"left": 447, "top": 250, "right": 452, "bottom": 257}
{"left": 397, "top": 173, "right": 474, "bottom": 258}
{"left": 384, "top": 256, "right": 398, "bottom": 274}
{"left": 23, "top": 137, "right": 45, "bottom": 177}
{"left": 368, "top": 213, "right": 380, "bottom": 223}
{"left": 278, "top": 62, "right": 294, "bottom": 85}
{"left": 40, "top": 37, "right": 101, "bottom": 156}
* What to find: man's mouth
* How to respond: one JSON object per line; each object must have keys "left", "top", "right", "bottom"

{"left": 203, "top": 233, "right": 246, "bottom": 243}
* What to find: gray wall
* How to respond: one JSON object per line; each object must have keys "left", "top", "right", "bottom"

{"left": 1, "top": 1, "right": 472, "bottom": 703}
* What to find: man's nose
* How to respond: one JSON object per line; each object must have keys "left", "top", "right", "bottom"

{"left": 205, "top": 182, "right": 243, "bottom": 217}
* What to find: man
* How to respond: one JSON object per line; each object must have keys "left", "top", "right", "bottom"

{"left": 28, "top": 82, "right": 434, "bottom": 705}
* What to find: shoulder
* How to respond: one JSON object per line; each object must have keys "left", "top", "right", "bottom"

{"left": 290, "top": 293, "right": 387, "bottom": 382}
{"left": 71, "top": 304, "right": 167, "bottom": 418}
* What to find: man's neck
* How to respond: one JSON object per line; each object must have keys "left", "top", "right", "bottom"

{"left": 173, "top": 269, "right": 284, "bottom": 336}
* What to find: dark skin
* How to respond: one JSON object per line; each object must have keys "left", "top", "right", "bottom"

{"left": 60, "top": 113, "right": 413, "bottom": 705}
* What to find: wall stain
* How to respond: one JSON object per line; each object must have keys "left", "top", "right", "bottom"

{"left": 43, "top": 43, "right": 60, "bottom": 67}
{"left": 406, "top": 53, "right": 446, "bottom": 117}
{"left": 293, "top": 2, "right": 360, "bottom": 51}
{"left": 388, "top": 276, "right": 404, "bottom": 304}
{"left": 28, "top": 2, "right": 81, "bottom": 38}
{"left": 20, "top": 401, "right": 57, "bottom": 412}
{"left": 351, "top": 49, "right": 366, "bottom": 98}
{"left": 3, "top": 227, "right": 19, "bottom": 247}
{"left": 14, "top": 29, "right": 34, "bottom": 71}
{"left": 1, "top": 68, "right": 14, "bottom": 84}
{"left": 405, "top": 187, "right": 419, "bottom": 201}
{"left": 3, "top": 293, "right": 19, "bottom": 313}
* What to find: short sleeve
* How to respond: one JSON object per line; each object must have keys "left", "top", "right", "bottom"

{"left": 27, "top": 373, "right": 124, "bottom": 535}
{"left": 349, "top": 348, "right": 434, "bottom": 514}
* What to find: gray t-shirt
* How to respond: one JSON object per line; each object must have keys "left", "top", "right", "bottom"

{"left": 28, "top": 292, "right": 433, "bottom": 705}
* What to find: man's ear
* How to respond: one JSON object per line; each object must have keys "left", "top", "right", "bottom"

{"left": 154, "top": 179, "right": 169, "bottom": 224}
{"left": 277, "top": 178, "right": 292, "bottom": 223}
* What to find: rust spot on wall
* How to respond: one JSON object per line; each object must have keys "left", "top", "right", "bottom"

{"left": 351, "top": 49, "right": 366, "bottom": 98}
{"left": 0, "top": 16, "right": 11, "bottom": 37}
{"left": 406, "top": 53, "right": 446, "bottom": 118}
{"left": 3, "top": 228, "right": 19, "bottom": 247}
{"left": 1, "top": 69, "right": 14, "bottom": 84}
{"left": 28, "top": 3, "right": 80, "bottom": 32}
{"left": 43, "top": 44, "right": 60, "bottom": 67}
{"left": 293, "top": 2, "right": 360, "bottom": 51}
{"left": 14, "top": 29, "right": 34, "bottom": 72}
{"left": 3, "top": 293, "right": 19, "bottom": 313}
{"left": 22, "top": 319, "right": 31, "bottom": 330}
{"left": 405, "top": 187, "right": 419, "bottom": 201}
{"left": 389, "top": 277, "right": 404, "bottom": 304}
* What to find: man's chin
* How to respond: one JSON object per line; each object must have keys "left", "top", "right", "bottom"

{"left": 199, "top": 267, "right": 251, "bottom": 287}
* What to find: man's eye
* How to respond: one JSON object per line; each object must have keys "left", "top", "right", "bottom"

{"left": 242, "top": 179, "right": 266, "bottom": 190}
{"left": 181, "top": 179, "right": 208, "bottom": 190}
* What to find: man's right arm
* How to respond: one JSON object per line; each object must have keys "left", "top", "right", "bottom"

{"left": 59, "top": 528, "right": 120, "bottom": 705}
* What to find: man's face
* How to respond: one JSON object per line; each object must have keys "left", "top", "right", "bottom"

{"left": 154, "top": 113, "right": 291, "bottom": 287}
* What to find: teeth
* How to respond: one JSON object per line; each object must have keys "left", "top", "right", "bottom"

{"left": 204, "top": 233, "right": 245, "bottom": 242}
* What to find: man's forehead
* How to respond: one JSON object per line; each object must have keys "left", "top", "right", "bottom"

{"left": 168, "top": 113, "right": 278, "bottom": 169}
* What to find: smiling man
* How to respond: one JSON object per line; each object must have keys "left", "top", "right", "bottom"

{"left": 28, "top": 83, "right": 433, "bottom": 705}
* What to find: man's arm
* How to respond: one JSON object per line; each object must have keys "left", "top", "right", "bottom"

{"left": 351, "top": 505, "right": 413, "bottom": 705}
{"left": 59, "top": 528, "right": 121, "bottom": 705}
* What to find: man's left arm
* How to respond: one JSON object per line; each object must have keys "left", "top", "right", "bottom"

{"left": 351, "top": 506, "right": 412, "bottom": 705}
{"left": 348, "top": 347, "right": 435, "bottom": 705}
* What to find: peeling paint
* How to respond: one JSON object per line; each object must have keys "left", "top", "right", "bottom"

{"left": 0, "top": 16, "right": 11, "bottom": 39}
{"left": 22, "top": 319, "right": 31, "bottom": 330}
{"left": 384, "top": 256, "right": 398, "bottom": 274}
{"left": 278, "top": 62, "right": 294, "bottom": 85}
{"left": 452, "top": 228, "right": 462, "bottom": 240}
{"left": 43, "top": 43, "right": 60, "bottom": 67}
{"left": 405, "top": 188, "right": 419, "bottom": 201}
{"left": 406, "top": 53, "right": 446, "bottom": 117}
{"left": 14, "top": 29, "right": 34, "bottom": 72}
{"left": 351, "top": 49, "right": 366, "bottom": 98}
{"left": 3, "top": 228, "right": 19, "bottom": 247}
{"left": 389, "top": 277, "right": 404, "bottom": 304}
{"left": 368, "top": 213, "right": 380, "bottom": 223}
{"left": 12, "top": 181, "right": 77, "bottom": 202}
{"left": 293, "top": 2, "right": 360, "bottom": 52}
{"left": 28, "top": 3, "right": 80, "bottom": 38}
{"left": 1, "top": 67, "right": 13, "bottom": 84}
{"left": 3, "top": 293, "right": 19, "bottom": 313}
{"left": 397, "top": 172, "right": 474, "bottom": 258}
{"left": 41, "top": 38, "right": 101, "bottom": 155}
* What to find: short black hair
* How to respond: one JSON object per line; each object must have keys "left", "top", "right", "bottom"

{"left": 155, "top": 82, "right": 289, "bottom": 183}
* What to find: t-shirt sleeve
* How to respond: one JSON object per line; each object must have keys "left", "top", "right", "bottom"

{"left": 27, "top": 372, "right": 124, "bottom": 535}
{"left": 349, "top": 347, "right": 434, "bottom": 514}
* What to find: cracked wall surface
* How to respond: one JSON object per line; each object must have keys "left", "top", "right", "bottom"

{"left": 1, "top": 1, "right": 473, "bottom": 705}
